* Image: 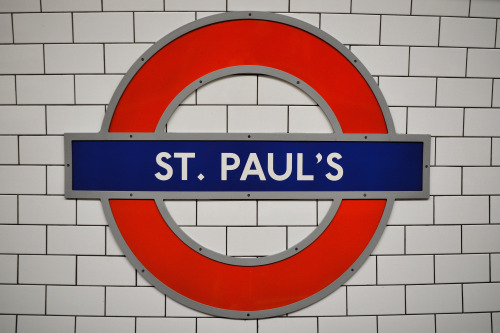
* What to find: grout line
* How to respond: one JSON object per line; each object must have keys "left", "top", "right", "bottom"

{"left": 468, "top": 0, "right": 472, "bottom": 17}
{"left": 495, "top": 19, "right": 499, "bottom": 48}
{"left": 13, "top": 75, "right": 18, "bottom": 104}
{"left": 133, "top": 12, "right": 136, "bottom": 43}
{"left": 434, "top": 77, "right": 438, "bottom": 107}
{"left": 102, "top": 43, "right": 106, "bottom": 74}
{"left": 10, "top": 13, "right": 15, "bottom": 43}
{"left": 104, "top": 286, "right": 107, "bottom": 316}
{"left": 45, "top": 285, "right": 47, "bottom": 314}
{"left": 75, "top": 255, "right": 78, "bottom": 286}
{"left": 437, "top": 17, "right": 441, "bottom": 47}
{"left": 461, "top": 283, "right": 464, "bottom": 312}
{"left": 378, "top": 15, "right": 382, "bottom": 46}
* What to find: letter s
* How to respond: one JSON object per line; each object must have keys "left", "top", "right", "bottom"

{"left": 155, "top": 152, "right": 173, "bottom": 181}
{"left": 326, "top": 153, "right": 343, "bottom": 181}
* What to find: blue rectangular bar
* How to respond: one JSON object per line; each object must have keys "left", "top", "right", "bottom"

{"left": 72, "top": 140, "right": 424, "bottom": 192}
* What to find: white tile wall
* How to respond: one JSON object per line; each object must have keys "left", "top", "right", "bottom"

{"left": 258, "top": 76, "right": 315, "bottom": 105}
{"left": 319, "top": 316, "right": 376, "bottom": 333}
{"left": 17, "top": 75, "right": 74, "bottom": 104}
{"left": 19, "top": 195, "right": 75, "bottom": 224}
{"left": 18, "top": 315, "right": 75, "bottom": 333}
{"left": 347, "top": 286, "right": 405, "bottom": 315}
{"left": 290, "top": 287, "right": 346, "bottom": 316}
{"left": 381, "top": 16, "right": 439, "bottom": 46}
{"left": 45, "top": 44, "right": 104, "bottom": 74}
{"left": 0, "top": 14, "right": 12, "bottom": 43}
{"left": 259, "top": 317, "right": 316, "bottom": 333}
{"left": 379, "top": 77, "right": 436, "bottom": 106}
{"left": 104, "top": 44, "right": 151, "bottom": 74}
{"left": 0, "top": 75, "right": 15, "bottom": 104}
{"left": 430, "top": 167, "right": 462, "bottom": 195}
{"left": 167, "top": 105, "right": 227, "bottom": 133}
{"left": 0, "top": 45, "right": 44, "bottom": 74}
{"left": 410, "top": 47, "right": 466, "bottom": 77}
{"left": 463, "top": 225, "right": 500, "bottom": 253}
{"left": 227, "top": 0, "right": 288, "bottom": 12}
{"left": 321, "top": 14, "right": 380, "bottom": 45}
{"left": 73, "top": 13, "right": 133, "bottom": 43}
{"left": 378, "top": 315, "right": 435, "bottom": 333}
{"left": 435, "top": 254, "right": 490, "bottom": 283}
{"left": 164, "top": 0, "right": 225, "bottom": 11}
{"left": 19, "top": 136, "right": 64, "bottom": 165}
{"left": 388, "top": 199, "right": 433, "bottom": 225}
{"left": 0, "top": 285, "right": 45, "bottom": 314}
{"left": 76, "top": 317, "right": 134, "bottom": 333}
{"left": 412, "top": 0, "right": 469, "bottom": 16}
{"left": 288, "top": 106, "right": 333, "bottom": 133}
{"left": 406, "top": 284, "right": 462, "bottom": 314}
{"left": 0, "top": 255, "right": 17, "bottom": 283}
{"left": 0, "top": 225, "right": 46, "bottom": 254}
{"left": 1, "top": 2, "right": 500, "bottom": 332}
{"left": 77, "top": 256, "right": 136, "bottom": 286}
{"left": 258, "top": 200, "right": 316, "bottom": 225}
{"left": 436, "top": 313, "right": 491, "bottom": 333}
{"left": 377, "top": 255, "right": 434, "bottom": 284}
{"left": 134, "top": 12, "right": 195, "bottom": 43}
{"left": 406, "top": 225, "right": 461, "bottom": 254}
{"left": 0, "top": 0, "right": 40, "bottom": 12}
{"left": 435, "top": 196, "right": 489, "bottom": 224}
{"left": 182, "top": 227, "right": 226, "bottom": 254}
{"left": 47, "top": 286, "right": 104, "bottom": 315}
{"left": 436, "top": 138, "right": 491, "bottom": 166}
{"left": 19, "top": 255, "right": 75, "bottom": 284}
{"left": 136, "top": 318, "right": 196, "bottom": 333}
{"left": 463, "top": 167, "right": 500, "bottom": 195}
{"left": 291, "top": 0, "right": 350, "bottom": 13}
{"left": 0, "top": 106, "right": 46, "bottom": 135}
{"left": 467, "top": 49, "right": 500, "bottom": 77}
{"left": 75, "top": 75, "right": 122, "bottom": 104}
{"left": 437, "top": 78, "right": 492, "bottom": 107}
{"left": 0, "top": 195, "right": 17, "bottom": 224}
{"left": 351, "top": 46, "right": 409, "bottom": 76}
{"left": 353, "top": 0, "right": 410, "bottom": 15}
{"left": 103, "top": 0, "right": 163, "bottom": 11}
{"left": 227, "top": 226, "right": 286, "bottom": 256}
{"left": 106, "top": 287, "right": 165, "bottom": 316}
{"left": 463, "top": 283, "right": 500, "bottom": 312}
{"left": 47, "top": 226, "right": 105, "bottom": 255}
{"left": 440, "top": 18, "right": 497, "bottom": 48}
{"left": 13, "top": 13, "right": 72, "bottom": 43}
{"left": 228, "top": 106, "right": 287, "bottom": 133}
{"left": 197, "top": 200, "right": 256, "bottom": 226}
{"left": 197, "top": 76, "right": 257, "bottom": 104}
{"left": 408, "top": 108, "right": 464, "bottom": 136}
{"left": 0, "top": 136, "right": 18, "bottom": 164}
{"left": 464, "top": 108, "right": 500, "bottom": 136}
{"left": 41, "top": 0, "right": 101, "bottom": 12}
{"left": 470, "top": 0, "right": 500, "bottom": 18}
{"left": 47, "top": 106, "right": 104, "bottom": 134}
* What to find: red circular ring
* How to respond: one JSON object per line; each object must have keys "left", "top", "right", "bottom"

{"left": 105, "top": 16, "right": 389, "bottom": 317}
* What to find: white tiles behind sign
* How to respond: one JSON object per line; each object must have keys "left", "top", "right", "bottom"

{"left": 1, "top": 2, "right": 500, "bottom": 332}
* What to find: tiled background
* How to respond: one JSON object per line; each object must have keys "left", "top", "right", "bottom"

{"left": 0, "top": 0, "right": 500, "bottom": 332}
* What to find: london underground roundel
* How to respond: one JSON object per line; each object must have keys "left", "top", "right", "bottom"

{"left": 65, "top": 12, "right": 430, "bottom": 319}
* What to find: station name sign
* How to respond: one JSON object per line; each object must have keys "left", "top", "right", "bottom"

{"left": 66, "top": 133, "right": 428, "bottom": 199}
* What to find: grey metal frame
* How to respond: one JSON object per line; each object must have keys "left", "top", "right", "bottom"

{"left": 64, "top": 11, "right": 431, "bottom": 319}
